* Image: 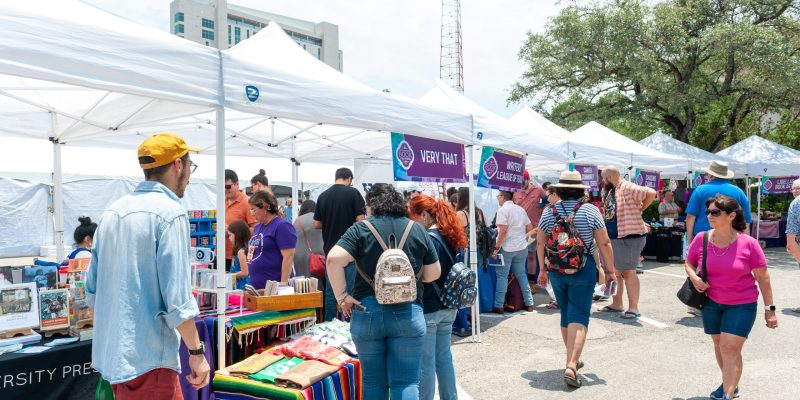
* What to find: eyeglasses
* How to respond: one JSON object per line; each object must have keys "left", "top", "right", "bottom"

{"left": 706, "top": 208, "right": 723, "bottom": 217}
{"left": 250, "top": 207, "right": 262, "bottom": 213}
{"left": 225, "top": 184, "right": 232, "bottom": 190}
{"left": 185, "top": 160, "right": 198, "bottom": 174}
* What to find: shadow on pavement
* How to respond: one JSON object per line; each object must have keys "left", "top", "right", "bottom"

{"left": 675, "top": 316, "right": 703, "bottom": 328}
{"left": 521, "top": 369, "right": 607, "bottom": 392}
{"left": 781, "top": 308, "right": 800, "bottom": 317}
{"left": 671, "top": 397, "right": 709, "bottom": 400}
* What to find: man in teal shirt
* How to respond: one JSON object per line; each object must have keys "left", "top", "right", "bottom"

{"left": 87, "top": 133, "right": 210, "bottom": 398}
{"left": 686, "top": 160, "right": 752, "bottom": 241}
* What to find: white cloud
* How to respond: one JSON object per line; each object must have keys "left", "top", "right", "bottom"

{"left": 83, "top": 0, "right": 563, "bottom": 118}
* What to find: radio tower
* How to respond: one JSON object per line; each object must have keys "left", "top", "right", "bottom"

{"left": 440, "top": 0, "right": 464, "bottom": 94}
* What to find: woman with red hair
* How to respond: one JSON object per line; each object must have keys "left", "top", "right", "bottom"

{"left": 408, "top": 194, "right": 467, "bottom": 400}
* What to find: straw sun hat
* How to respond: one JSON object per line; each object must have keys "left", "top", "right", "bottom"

{"left": 551, "top": 170, "right": 589, "bottom": 189}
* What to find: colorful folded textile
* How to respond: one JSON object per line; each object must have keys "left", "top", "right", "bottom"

{"left": 230, "top": 309, "right": 316, "bottom": 333}
{"left": 213, "top": 361, "right": 362, "bottom": 400}
{"left": 275, "top": 359, "right": 340, "bottom": 389}
{"left": 273, "top": 336, "right": 351, "bottom": 366}
{"left": 225, "top": 352, "right": 284, "bottom": 376}
{"left": 250, "top": 357, "right": 304, "bottom": 384}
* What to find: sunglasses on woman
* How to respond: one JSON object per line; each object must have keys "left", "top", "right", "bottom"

{"left": 706, "top": 208, "right": 724, "bottom": 217}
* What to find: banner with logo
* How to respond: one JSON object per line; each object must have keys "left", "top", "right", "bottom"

{"left": 477, "top": 146, "right": 526, "bottom": 191}
{"left": 692, "top": 171, "right": 711, "bottom": 187}
{"left": 570, "top": 164, "right": 599, "bottom": 193}
{"left": 391, "top": 132, "right": 466, "bottom": 183}
{"left": 761, "top": 176, "right": 799, "bottom": 194}
{"left": 634, "top": 169, "right": 660, "bottom": 191}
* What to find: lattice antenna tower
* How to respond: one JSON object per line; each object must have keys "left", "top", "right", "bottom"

{"left": 440, "top": 0, "right": 464, "bottom": 94}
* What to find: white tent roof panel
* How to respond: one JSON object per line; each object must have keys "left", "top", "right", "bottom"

{"left": 716, "top": 135, "right": 800, "bottom": 177}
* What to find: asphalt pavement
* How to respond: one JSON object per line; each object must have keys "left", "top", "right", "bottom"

{"left": 449, "top": 248, "right": 800, "bottom": 400}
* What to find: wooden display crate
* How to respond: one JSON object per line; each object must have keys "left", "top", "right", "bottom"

{"left": 243, "top": 290, "right": 323, "bottom": 312}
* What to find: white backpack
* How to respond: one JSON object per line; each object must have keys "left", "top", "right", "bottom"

{"left": 355, "top": 220, "right": 421, "bottom": 305}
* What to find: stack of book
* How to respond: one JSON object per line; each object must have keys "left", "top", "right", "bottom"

{"left": 69, "top": 326, "right": 93, "bottom": 341}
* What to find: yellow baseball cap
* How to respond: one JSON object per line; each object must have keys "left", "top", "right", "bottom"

{"left": 138, "top": 132, "right": 200, "bottom": 169}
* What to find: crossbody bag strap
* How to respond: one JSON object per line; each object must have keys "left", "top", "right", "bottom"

{"left": 296, "top": 216, "right": 313, "bottom": 252}
{"left": 427, "top": 231, "right": 456, "bottom": 298}
{"left": 701, "top": 231, "right": 708, "bottom": 283}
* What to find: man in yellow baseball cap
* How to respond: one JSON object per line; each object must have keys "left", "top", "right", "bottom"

{"left": 87, "top": 132, "right": 210, "bottom": 397}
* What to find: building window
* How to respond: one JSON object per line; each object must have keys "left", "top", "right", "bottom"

{"left": 202, "top": 18, "right": 214, "bottom": 29}
{"left": 228, "top": 25, "right": 232, "bottom": 45}
{"left": 174, "top": 12, "right": 184, "bottom": 23}
{"left": 247, "top": 30, "right": 250, "bottom": 39}
{"left": 318, "top": 48, "right": 321, "bottom": 59}
{"left": 234, "top": 27, "right": 240, "bottom": 44}
{"left": 202, "top": 30, "right": 214, "bottom": 40}
{"left": 175, "top": 24, "right": 184, "bottom": 34}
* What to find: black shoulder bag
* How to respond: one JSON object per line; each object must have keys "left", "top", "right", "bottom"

{"left": 676, "top": 232, "right": 708, "bottom": 308}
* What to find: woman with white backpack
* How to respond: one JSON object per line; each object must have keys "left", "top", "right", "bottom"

{"left": 327, "top": 183, "right": 441, "bottom": 400}
{"left": 408, "top": 194, "right": 469, "bottom": 400}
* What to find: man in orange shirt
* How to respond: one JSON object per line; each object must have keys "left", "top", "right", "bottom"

{"left": 513, "top": 170, "right": 546, "bottom": 289}
{"left": 225, "top": 169, "right": 256, "bottom": 268}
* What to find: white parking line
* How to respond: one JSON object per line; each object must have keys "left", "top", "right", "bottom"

{"left": 435, "top": 384, "right": 473, "bottom": 400}
{"left": 641, "top": 269, "right": 687, "bottom": 279}
{"left": 592, "top": 305, "right": 669, "bottom": 328}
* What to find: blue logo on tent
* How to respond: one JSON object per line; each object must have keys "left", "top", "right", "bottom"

{"left": 476, "top": 132, "right": 484, "bottom": 140}
{"left": 245, "top": 85, "right": 259, "bottom": 102}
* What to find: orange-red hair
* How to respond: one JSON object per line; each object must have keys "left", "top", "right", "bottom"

{"left": 408, "top": 194, "right": 467, "bottom": 250}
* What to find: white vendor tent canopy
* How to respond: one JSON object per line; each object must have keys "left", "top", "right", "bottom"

{"left": 571, "top": 122, "right": 687, "bottom": 175}
{"left": 716, "top": 135, "right": 800, "bottom": 177}
{"left": 639, "top": 131, "right": 746, "bottom": 176}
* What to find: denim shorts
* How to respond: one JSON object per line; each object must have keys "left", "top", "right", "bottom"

{"left": 701, "top": 297, "right": 757, "bottom": 338}
{"left": 548, "top": 257, "right": 597, "bottom": 328}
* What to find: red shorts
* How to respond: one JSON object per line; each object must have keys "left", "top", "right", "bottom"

{"left": 111, "top": 368, "right": 182, "bottom": 400}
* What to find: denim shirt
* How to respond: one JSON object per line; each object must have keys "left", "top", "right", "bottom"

{"left": 86, "top": 181, "right": 199, "bottom": 384}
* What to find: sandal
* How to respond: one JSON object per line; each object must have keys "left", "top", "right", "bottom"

{"left": 576, "top": 360, "right": 584, "bottom": 370}
{"left": 600, "top": 305, "right": 624, "bottom": 313}
{"left": 792, "top": 307, "right": 800, "bottom": 313}
{"left": 563, "top": 367, "right": 581, "bottom": 388}
{"left": 545, "top": 301, "right": 559, "bottom": 310}
{"left": 620, "top": 311, "right": 641, "bottom": 319}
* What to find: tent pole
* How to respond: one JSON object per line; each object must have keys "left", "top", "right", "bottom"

{"left": 468, "top": 145, "right": 480, "bottom": 343}
{"left": 51, "top": 134, "right": 65, "bottom": 262}
{"left": 756, "top": 178, "right": 762, "bottom": 241}
{"left": 215, "top": 50, "right": 228, "bottom": 370}
{"left": 291, "top": 137, "right": 299, "bottom": 222}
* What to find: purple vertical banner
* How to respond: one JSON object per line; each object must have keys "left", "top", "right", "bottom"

{"left": 572, "top": 164, "right": 599, "bottom": 192}
{"left": 761, "top": 176, "right": 799, "bottom": 194}
{"left": 391, "top": 132, "right": 466, "bottom": 183}
{"left": 634, "top": 169, "right": 660, "bottom": 191}
{"left": 477, "top": 146, "right": 527, "bottom": 191}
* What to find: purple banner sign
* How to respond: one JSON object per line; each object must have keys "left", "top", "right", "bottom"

{"left": 572, "top": 164, "right": 599, "bottom": 192}
{"left": 477, "top": 146, "right": 526, "bottom": 191}
{"left": 391, "top": 132, "right": 466, "bottom": 183}
{"left": 635, "top": 169, "right": 660, "bottom": 191}
{"left": 761, "top": 176, "right": 799, "bottom": 194}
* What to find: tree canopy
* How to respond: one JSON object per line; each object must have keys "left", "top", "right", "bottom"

{"left": 510, "top": 0, "right": 800, "bottom": 151}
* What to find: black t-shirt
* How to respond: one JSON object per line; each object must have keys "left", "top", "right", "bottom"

{"left": 423, "top": 228, "right": 456, "bottom": 314}
{"left": 314, "top": 184, "right": 366, "bottom": 254}
{"left": 336, "top": 215, "right": 439, "bottom": 305}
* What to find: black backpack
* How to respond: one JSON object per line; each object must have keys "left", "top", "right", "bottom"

{"left": 428, "top": 232, "right": 477, "bottom": 309}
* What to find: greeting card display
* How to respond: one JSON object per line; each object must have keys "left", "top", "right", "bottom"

{"left": 66, "top": 258, "right": 90, "bottom": 285}
{"left": 39, "top": 289, "right": 70, "bottom": 331}
{"left": 22, "top": 265, "right": 58, "bottom": 290}
{"left": 0, "top": 282, "right": 40, "bottom": 331}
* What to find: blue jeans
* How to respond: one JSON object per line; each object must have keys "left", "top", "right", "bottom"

{"left": 548, "top": 258, "right": 597, "bottom": 328}
{"left": 494, "top": 248, "right": 534, "bottom": 308}
{"left": 419, "top": 309, "right": 458, "bottom": 400}
{"left": 350, "top": 296, "right": 426, "bottom": 400}
{"left": 324, "top": 261, "right": 356, "bottom": 321}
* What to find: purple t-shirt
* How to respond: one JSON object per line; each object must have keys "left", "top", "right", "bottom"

{"left": 687, "top": 232, "right": 767, "bottom": 305}
{"left": 247, "top": 217, "right": 297, "bottom": 290}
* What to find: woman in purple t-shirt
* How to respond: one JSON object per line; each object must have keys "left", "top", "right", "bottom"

{"left": 685, "top": 195, "right": 778, "bottom": 400}
{"left": 247, "top": 191, "right": 297, "bottom": 289}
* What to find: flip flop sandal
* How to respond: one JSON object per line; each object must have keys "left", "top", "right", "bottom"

{"left": 600, "top": 305, "right": 624, "bottom": 312}
{"left": 620, "top": 311, "right": 641, "bottom": 319}
{"left": 545, "top": 301, "right": 559, "bottom": 310}
{"left": 563, "top": 367, "right": 581, "bottom": 388}
{"left": 792, "top": 307, "right": 800, "bottom": 313}
{"left": 576, "top": 360, "right": 584, "bottom": 370}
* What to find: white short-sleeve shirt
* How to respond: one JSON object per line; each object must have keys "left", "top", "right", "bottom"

{"left": 496, "top": 201, "right": 532, "bottom": 252}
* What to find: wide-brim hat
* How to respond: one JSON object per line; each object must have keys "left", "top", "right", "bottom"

{"left": 551, "top": 170, "right": 589, "bottom": 189}
{"left": 703, "top": 160, "right": 734, "bottom": 180}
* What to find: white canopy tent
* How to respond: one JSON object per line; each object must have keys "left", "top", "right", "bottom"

{"left": 571, "top": 122, "right": 687, "bottom": 176}
{"left": 716, "top": 135, "right": 800, "bottom": 177}
{"left": 638, "top": 131, "right": 745, "bottom": 176}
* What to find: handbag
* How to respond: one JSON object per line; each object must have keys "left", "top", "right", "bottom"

{"left": 676, "top": 232, "right": 708, "bottom": 308}
{"left": 296, "top": 217, "right": 326, "bottom": 278}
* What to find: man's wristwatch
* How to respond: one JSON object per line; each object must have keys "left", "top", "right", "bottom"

{"left": 189, "top": 342, "right": 206, "bottom": 356}
{"left": 765, "top": 305, "right": 776, "bottom": 312}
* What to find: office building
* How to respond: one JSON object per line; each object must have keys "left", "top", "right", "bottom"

{"left": 170, "top": 0, "right": 343, "bottom": 71}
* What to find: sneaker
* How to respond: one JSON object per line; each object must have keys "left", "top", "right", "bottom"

{"left": 710, "top": 384, "right": 739, "bottom": 399}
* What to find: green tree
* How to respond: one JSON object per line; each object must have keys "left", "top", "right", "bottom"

{"left": 510, "top": 0, "right": 800, "bottom": 152}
